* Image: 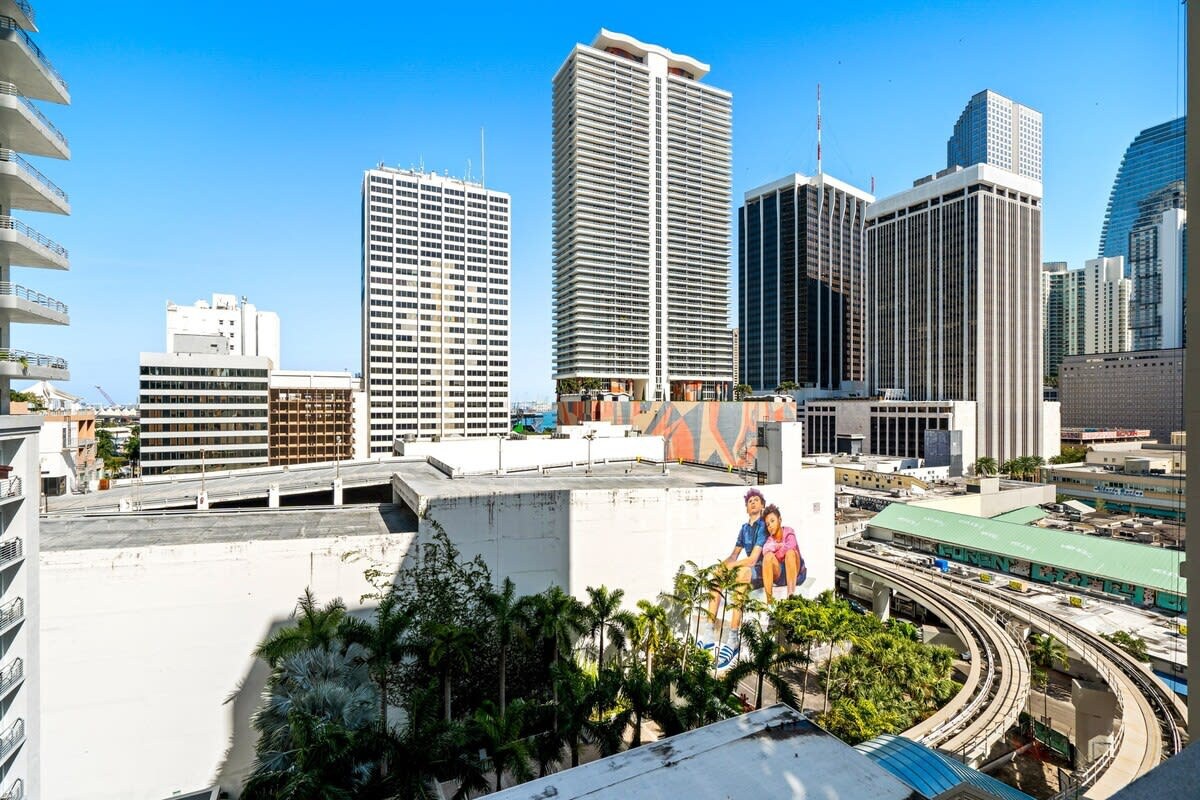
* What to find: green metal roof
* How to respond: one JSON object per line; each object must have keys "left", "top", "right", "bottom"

{"left": 870, "top": 503, "right": 1187, "bottom": 595}
{"left": 991, "top": 506, "right": 1047, "bottom": 525}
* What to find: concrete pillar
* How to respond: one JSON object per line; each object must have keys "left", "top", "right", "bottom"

{"left": 332, "top": 477, "right": 343, "bottom": 507}
{"left": 196, "top": 491, "right": 209, "bottom": 510}
{"left": 872, "top": 584, "right": 892, "bottom": 621}
{"left": 1072, "top": 678, "right": 1118, "bottom": 768}
{"left": 268, "top": 483, "right": 280, "bottom": 509}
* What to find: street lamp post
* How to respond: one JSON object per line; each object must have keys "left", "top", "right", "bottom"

{"left": 585, "top": 431, "right": 595, "bottom": 475}
{"left": 200, "top": 448, "right": 207, "bottom": 496}
{"left": 336, "top": 435, "right": 342, "bottom": 480}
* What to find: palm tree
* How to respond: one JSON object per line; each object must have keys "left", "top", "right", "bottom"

{"left": 674, "top": 663, "right": 740, "bottom": 730}
{"left": 585, "top": 585, "right": 635, "bottom": 668}
{"left": 630, "top": 600, "right": 671, "bottom": 678}
{"left": 709, "top": 562, "right": 745, "bottom": 663}
{"left": 734, "top": 383, "right": 753, "bottom": 400}
{"left": 529, "top": 586, "right": 587, "bottom": 727}
{"left": 1028, "top": 632, "right": 1069, "bottom": 727}
{"left": 973, "top": 456, "right": 998, "bottom": 477}
{"left": 1000, "top": 459, "right": 1018, "bottom": 478}
{"left": 427, "top": 622, "right": 478, "bottom": 723}
{"left": 255, "top": 589, "right": 347, "bottom": 667}
{"left": 775, "top": 599, "right": 824, "bottom": 712}
{"left": 821, "top": 605, "right": 856, "bottom": 714}
{"left": 724, "top": 619, "right": 807, "bottom": 709}
{"left": 775, "top": 380, "right": 800, "bottom": 393}
{"left": 1025, "top": 455, "right": 1046, "bottom": 482}
{"left": 338, "top": 589, "right": 415, "bottom": 778}
{"left": 471, "top": 699, "right": 534, "bottom": 793}
{"left": 483, "top": 577, "right": 532, "bottom": 714}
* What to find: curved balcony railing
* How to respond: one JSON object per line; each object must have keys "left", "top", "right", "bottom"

{"left": 0, "top": 215, "right": 67, "bottom": 257}
{"left": 0, "top": 537, "right": 20, "bottom": 566}
{"left": 0, "top": 478, "right": 17, "bottom": 500}
{"left": 0, "top": 719, "right": 23, "bottom": 760}
{"left": 0, "top": 16, "right": 66, "bottom": 93}
{"left": 0, "top": 148, "right": 65, "bottom": 200}
{"left": 0, "top": 348, "right": 67, "bottom": 370}
{"left": 0, "top": 282, "right": 67, "bottom": 313}
{"left": 0, "top": 81, "right": 65, "bottom": 145}
{"left": 0, "top": 778, "right": 20, "bottom": 800}
{"left": 0, "top": 658, "right": 22, "bottom": 694}
{"left": 0, "top": 598, "right": 22, "bottom": 630}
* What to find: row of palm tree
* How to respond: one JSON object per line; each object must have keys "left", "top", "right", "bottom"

{"left": 972, "top": 454, "right": 1046, "bottom": 480}
{"left": 244, "top": 537, "right": 964, "bottom": 798}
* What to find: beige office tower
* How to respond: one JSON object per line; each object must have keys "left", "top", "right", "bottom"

{"left": 552, "top": 30, "right": 733, "bottom": 401}
{"left": 361, "top": 167, "right": 510, "bottom": 452}
{"left": 866, "top": 164, "right": 1043, "bottom": 463}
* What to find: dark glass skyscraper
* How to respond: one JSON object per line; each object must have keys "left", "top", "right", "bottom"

{"left": 738, "top": 174, "right": 872, "bottom": 392}
{"left": 1098, "top": 116, "right": 1185, "bottom": 264}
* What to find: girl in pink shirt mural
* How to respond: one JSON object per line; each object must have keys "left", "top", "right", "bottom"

{"left": 760, "top": 504, "right": 806, "bottom": 602}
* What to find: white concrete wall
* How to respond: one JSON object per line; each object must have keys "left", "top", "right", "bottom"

{"left": 418, "top": 466, "right": 836, "bottom": 604}
{"left": 908, "top": 482, "right": 1055, "bottom": 516}
{"left": 400, "top": 436, "right": 664, "bottom": 475}
{"left": 40, "top": 530, "right": 414, "bottom": 800}
{"left": 1042, "top": 400, "right": 1062, "bottom": 460}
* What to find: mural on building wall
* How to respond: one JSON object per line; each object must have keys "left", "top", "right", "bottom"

{"left": 556, "top": 400, "right": 796, "bottom": 468}
{"left": 930, "top": 543, "right": 1187, "bottom": 612}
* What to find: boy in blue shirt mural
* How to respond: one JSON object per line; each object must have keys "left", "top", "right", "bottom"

{"left": 707, "top": 488, "right": 767, "bottom": 637}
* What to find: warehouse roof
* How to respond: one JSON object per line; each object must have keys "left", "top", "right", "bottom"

{"left": 991, "top": 506, "right": 1047, "bottom": 525}
{"left": 869, "top": 503, "right": 1186, "bottom": 595}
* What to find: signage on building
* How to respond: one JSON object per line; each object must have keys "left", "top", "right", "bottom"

{"left": 1095, "top": 485, "right": 1145, "bottom": 498}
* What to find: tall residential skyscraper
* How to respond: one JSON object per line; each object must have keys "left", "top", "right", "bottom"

{"left": 739, "top": 173, "right": 873, "bottom": 392}
{"left": 0, "top": 3, "right": 70, "bottom": 795}
{"left": 1098, "top": 116, "right": 1185, "bottom": 264}
{"left": 1041, "top": 257, "right": 1132, "bottom": 378}
{"left": 552, "top": 30, "right": 732, "bottom": 402}
{"left": 946, "top": 90, "right": 1043, "bottom": 181}
{"left": 1129, "top": 181, "right": 1187, "bottom": 350}
{"left": 362, "top": 167, "right": 510, "bottom": 451}
{"left": 866, "top": 164, "right": 1043, "bottom": 463}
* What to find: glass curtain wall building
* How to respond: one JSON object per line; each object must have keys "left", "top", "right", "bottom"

{"left": 738, "top": 173, "right": 873, "bottom": 393}
{"left": 1098, "top": 116, "right": 1185, "bottom": 264}
{"left": 1129, "top": 181, "right": 1187, "bottom": 350}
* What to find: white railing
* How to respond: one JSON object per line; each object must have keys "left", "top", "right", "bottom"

{"left": 0, "top": 148, "right": 66, "bottom": 200}
{"left": 0, "top": 282, "right": 67, "bottom": 313}
{"left": 0, "top": 778, "right": 21, "bottom": 800}
{"left": 0, "top": 597, "right": 22, "bottom": 630}
{"left": 0, "top": 658, "right": 22, "bottom": 694}
{"left": 0, "top": 536, "right": 20, "bottom": 566}
{"left": 0, "top": 16, "right": 66, "bottom": 92}
{"left": 0, "top": 477, "right": 17, "bottom": 500}
{"left": 0, "top": 348, "right": 67, "bottom": 370}
{"left": 0, "top": 81, "right": 65, "bottom": 145}
{"left": 0, "top": 215, "right": 68, "bottom": 257}
{"left": 0, "top": 718, "right": 23, "bottom": 760}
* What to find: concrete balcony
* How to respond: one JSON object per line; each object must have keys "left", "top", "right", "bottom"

{"left": 0, "top": 1, "right": 34, "bottom": 32}
{"left": 0, "top": 779, "right": 20, "bottom": 800}
{"left": 0, "top": 16, "right": 66, "bottom": 103}
{"left": 0, "top": 282, "right": 67, "bottom": 324}
{"left": 0, "top": 718, "right": 23, "bottom": 763}
{"left": 0, "top": 215, "right": 67, "bottom": 269}
{"left": 0, "top": 81, "right": 67, "bottom": 159}
{"left": 0, "top": 348, "right": 66, "bottom": 380}
{"left": 0, "top": 598, "right": 22, "bottom": 635}
{"left": 0, "top": 537, "right": 19, "bottom": 569}
{"left": 0, "top": 657, "right": 22, "bottom": 699}
{"left": 0, "top": 148, "right": 66, "bottom": 213}
{"left": 0, "top": 477, "right": 18, "bottom": 504}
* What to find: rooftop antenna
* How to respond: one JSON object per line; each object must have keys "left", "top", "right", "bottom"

{"left": 871, "top": 176, "right": 875, "bottom": 194}
{"left": 481, "top": 126, "right": 487, "bottom": 191}
{"left": 419, "top": 155, "right": 425, "bottom": 174}
{"left": 816, "top": 83, "right": 822, "bottom": 177}
{"left": 466, "top": 158, "right": 473, "bottom": 183}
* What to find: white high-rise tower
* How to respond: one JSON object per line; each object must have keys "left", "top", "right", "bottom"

{"left": 552, "top": 30, "right": 733, "bottom": 402}
{"left": 362, "top": 167, "right": 510, "bottom": 451}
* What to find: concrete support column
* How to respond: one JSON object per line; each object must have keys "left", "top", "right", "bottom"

{"left": 872, "top": 584, "right": 892, "bottom": 621}
{"left": 332, "top": 477, "right": 343, "bottom": 506}
{"left": 196, "top": 491, "right": 209, "bottom": 510}
{"left": 268, "top": 483, "right": 280, "bottom": 509}
{"left": 1072, "top": 678, "right": 1118, "bottom": 768}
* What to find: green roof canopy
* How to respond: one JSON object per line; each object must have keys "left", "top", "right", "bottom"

{"left": 990, "top": 506, "right": 1047, "bottom": 525}
{"left": 871, "top": 503, "right": 1186, "bottom": 596}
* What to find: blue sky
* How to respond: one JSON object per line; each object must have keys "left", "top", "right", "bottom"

{"left": 23, "top": 1, "right": 1187, "bottom": 403}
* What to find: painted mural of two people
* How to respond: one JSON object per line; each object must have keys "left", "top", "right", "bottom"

{"left": 708, "top": 488, "right": 807, "bottom": 635}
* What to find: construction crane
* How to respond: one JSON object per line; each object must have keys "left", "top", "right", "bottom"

{"left": 95, "top": 385, "right": 117, "bottom": 406}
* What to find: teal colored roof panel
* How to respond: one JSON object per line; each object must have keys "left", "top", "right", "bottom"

{"left": 870, "top": 503, "right": 1186, "bottom": 596}
{"left": 991, "top": 506, "right": 1047, "bottom": 525}
{"left": 856, "top": 734, "right": 1035, "bottom": 800}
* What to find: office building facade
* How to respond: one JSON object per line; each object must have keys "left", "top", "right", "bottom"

{"left": 946, "top": 90, "right": 1043, "bottom": 181}
{"left": 362, "top": 167, "right": 510, "bottom": 452}
{"left": 268, "top": 370, "right": 366, "bottom": 466}
{"left": 1099, "top": 116, "right": 1185, "bottom": 264}
{"left": 1041, "top": 257, "right": 1132, "bottom": 377}
{"left": 1059, "top": 348, "right": 1183, "bottom": 443}
{"left": 1129, "top": 181, "right": 1186, "bottom": 350}
{"left": 0, "top": 2, "right": 70, "bottom": 794}
{"left": 866, "top": 164, "right": 1043, "bottom": 463}
{"left": 739, "top": 173, "right": 873, "bottom": 393}
{"left": 165, "top": 293, "right": 280, "bottom": 367}
{"left": 802, "top": 398, "right": 978, "bottom": 468}
{"left": 552, "top": 30, "right": 732, "bottom": 401}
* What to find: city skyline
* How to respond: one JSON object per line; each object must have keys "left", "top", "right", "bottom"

{"left": 21, "top": 1, "right": 1188, "bottom": 403}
